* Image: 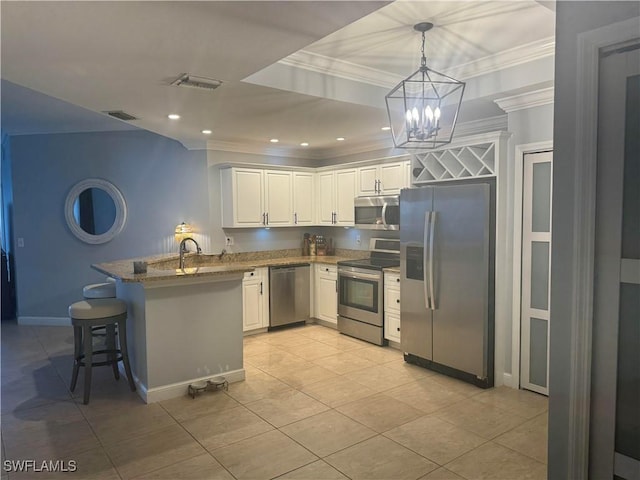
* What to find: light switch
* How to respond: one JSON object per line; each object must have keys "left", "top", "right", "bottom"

{"left": 17, "top": 238, "right": 24, "bottom": 247}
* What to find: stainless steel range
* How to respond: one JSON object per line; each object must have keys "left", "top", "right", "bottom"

{"left": 337, "top": 238, "right": 400, "bottom": 345}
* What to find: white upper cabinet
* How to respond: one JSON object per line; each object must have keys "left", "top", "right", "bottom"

{"left": 316, "top": 169, "right": 356, "bottom": 226}
{"left": 292, "top": 172, "right": 314, "bottom": 226}
{"left": 263, "top": 170, "right": 293, "bottom": 226}
{"left": 335, "top": 169, "right": 356, "bottom": 225}
{"left": 357, "top": 161, "right": 407, "bottom": 196}
{"left": 316, "top": 171, "right": 335, "bottom": 225}
{"left": 221, "top": 167, "right": 293, "bottom": 228}
{"left": 222, "top": 168, "right": 264, "bottom": 227}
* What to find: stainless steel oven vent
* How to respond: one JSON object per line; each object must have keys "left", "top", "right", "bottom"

{"left": 104, "top": 110, "right": 138, "bottom": 121}
{"left": 170, "top": 73, "right": 222, "bottom": 91}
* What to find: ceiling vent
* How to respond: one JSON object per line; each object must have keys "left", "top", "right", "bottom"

{"left": 171, "top": 73, "right": 222, "bottom": 91}
{"left": 104, "top": 110, "right": 138, "bottom": 121}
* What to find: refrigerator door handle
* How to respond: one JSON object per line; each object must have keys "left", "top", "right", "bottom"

{"left": 429, "top": 211, "right": 436, "bottom": 310}
{"left": 423, "top": 211, "right": 432, "bottom": 310}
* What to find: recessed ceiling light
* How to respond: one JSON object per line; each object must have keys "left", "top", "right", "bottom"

{"left": 202, "top": 129, "right": 212, "bottom": 135}
{"left": 381, "top": 126, "right": 391, "bottom": 131}
{"left": 270, "top": 138, "right": 279, "bottom": 143}
{"left": 336, "top": 137, "right": 345, "bottom": 141}
{"left": 300, "top": 142, "right": 309, "bottom": 147}
{"left": 168, "top": 114, "right": 181, "bottom": 120}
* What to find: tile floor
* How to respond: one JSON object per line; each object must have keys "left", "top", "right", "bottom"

{"left": 1, "top": 321, "right": 548, "bottom": 479}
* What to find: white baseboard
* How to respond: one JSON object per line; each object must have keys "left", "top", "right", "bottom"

{"left": 17, "top": 316, "right": 71, "bottom": 327}
{"left": 138, "top": 368, "right": 246, "bottom": 403}
{"left": 502, "top": 372, "right": 517, "bottom": 388}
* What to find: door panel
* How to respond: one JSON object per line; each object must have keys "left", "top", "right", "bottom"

{"left": 591, "top": 46, "right": 640, "bottom": 479}
{"left": 264, "top": 170, "right": 292, "bottom": 225}
{"left": 335, "top": 169, "right": 356, "bottom": 225}
{"left": 520, "top": 151, "right": 553, "bottom": 395}
{"left": 431, "top": 184, "right": 490, "bottom": 378}
{"left": 400, "top": 187, "right": 432, "bottom": 360}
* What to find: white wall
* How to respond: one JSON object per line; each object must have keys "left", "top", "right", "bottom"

{"left": 549, "top": 2, "right": 640, "bottom": 478}
{"left": 9, "top": 130, "right": 211, "bottom": 320}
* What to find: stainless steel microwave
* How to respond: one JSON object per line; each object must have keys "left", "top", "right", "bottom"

{"left": 354, "top": 195, "right": 400, "bottom": 230}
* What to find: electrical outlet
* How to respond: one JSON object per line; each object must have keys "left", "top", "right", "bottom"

{"left": 355, "top": 235, "right": 361, "bottom": 245}
{"left": 17, "top": 238, "right": 24, "bottom": 248}
{"left": 225, "top": 236, "right": 234, "bottom": 246}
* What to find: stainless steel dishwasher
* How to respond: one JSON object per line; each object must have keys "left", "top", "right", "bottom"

{"left": 269, "top": 263, "right": 310, "bottom": 329}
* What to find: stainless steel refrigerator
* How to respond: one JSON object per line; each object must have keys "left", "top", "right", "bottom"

{"left": 400, "top": 182, "right": 494, "bottom": 388}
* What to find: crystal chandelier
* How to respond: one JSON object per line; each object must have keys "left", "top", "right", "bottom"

{"left": 385, "top": 22, "right": 465, "bottom": 149}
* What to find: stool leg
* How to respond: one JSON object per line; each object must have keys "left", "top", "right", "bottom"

{"left": 70, "top": 325, "right": 82, "bottom": 392}
{"left": 117, "top": 319, "right": 136, "bottom": 392}
{"left": 82, "top": 325, "right": 93, "bottom": 405}
{"left": 106, "top": 324, "right": 120, "bottom": 380}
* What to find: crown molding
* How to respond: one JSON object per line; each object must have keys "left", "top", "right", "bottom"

{"left": 280, "top": 37, "right": 555, "bottom": 90}
{"left": 278, "top": 50, "right": 401, "bottom": 89}
{"left": 494, "top": 86, "right": 555, "bottom": 113}
{"left": 444, "top": 38, "right": 555, "bottom": 81}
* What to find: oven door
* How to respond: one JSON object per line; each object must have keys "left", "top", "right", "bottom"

{"left": 337, "top": 266, "right": 383, "bottom": 326}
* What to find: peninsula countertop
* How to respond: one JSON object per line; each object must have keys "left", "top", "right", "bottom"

{"left": 92, "top": 251, "right": 361, "bottom": 283}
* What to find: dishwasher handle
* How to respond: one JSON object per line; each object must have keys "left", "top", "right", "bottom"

{"left": 270, "top": 263, "right": 310, "bottom": 271}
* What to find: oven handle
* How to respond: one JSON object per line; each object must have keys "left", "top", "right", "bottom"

{"left": 337, "top": 270, "right": 382, "bottom": 281}
{"left": 381, "top": 202, "right": 388, "bottom": 229}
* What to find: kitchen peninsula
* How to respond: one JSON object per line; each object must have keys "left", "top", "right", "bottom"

{"left": 93, "top": 257, "right": 253, "bottom": 403}
{"left": 92, "top": 250, "right": 355, "bottom": 403}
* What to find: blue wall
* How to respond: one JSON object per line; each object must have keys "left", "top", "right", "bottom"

{"left": 9, "top": 130, "right": 210, "bottom": 319}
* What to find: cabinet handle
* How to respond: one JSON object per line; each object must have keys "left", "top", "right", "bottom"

{"left": 397, "top": 327, "right": 401, "bottom": 332}
{"left": 397, "top": 278, "right": 400, "bottom": 283}
{"left": 262, "top": 212, "right": 266, "bottom": 225}
{"left": 250, "top": 272, "right": 254, "bottom": 276}
{"left": 260, "top": 282, "right": 263, "bottom": 295}
{"left": 294, "top": 212, "right": 298, "bottom": 224}
{"left": 396, "top": 299, "right": 400, "bottom": 303}
{"left": 335, "top": 280, "right": 338, "bottom": 292}
{"left": 325, "top": 267, "right": 329, "bottom": 272}
{"left": 266, "top": 212, "right": 269, "bottom": 225}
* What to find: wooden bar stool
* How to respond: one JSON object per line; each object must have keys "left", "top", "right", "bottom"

{"left": 69, "top": 299, "right": 136, "bottom": 404}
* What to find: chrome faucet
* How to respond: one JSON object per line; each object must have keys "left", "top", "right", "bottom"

{"left": 179, "top": 237, "right": 201, "bottom": 269}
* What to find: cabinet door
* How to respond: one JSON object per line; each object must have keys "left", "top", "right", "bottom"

{"left": 317, "top": 171, "right": 335, "bottom": 225}
{"left": 335, "top": 169, "right": 356, "bottom": 225}
{"left": 243, "top": 273, "right": 264, "bottom": 331}
{"left": 358, "top": 166, "right": 379, "bottom": 196}
{"left": 379, "top": 162, "right": 405, "bottom": 194}
{"left": 317, "top": 272, "right": 337, "bottom": 324}
{"left": 293, "top": 172, "right": 314, "bottom": 225}
{"left": 234, "top": 169, "right": 264, "bottom": 227}
{"left": 264, "top": 170, "right": 293, "bottom": 226}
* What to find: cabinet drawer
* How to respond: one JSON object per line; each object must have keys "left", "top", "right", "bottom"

{"left": 316, "top": 263, "right": 337, "bottom": 276}
{"left": 385, "top": 287, "right": 401, "bottom": 312}
{"left": 384, "top": 273, "right": 401, "bottom": 287}
{"left": 385, "top": 312, "right": 401, "bottom": 343}
{"left": 244, "top": 270, "right": 259, "bottom": 280}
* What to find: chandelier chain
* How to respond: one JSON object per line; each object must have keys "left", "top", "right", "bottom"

{"left": 421, "top": 30, "right": 427, "bottom": 67}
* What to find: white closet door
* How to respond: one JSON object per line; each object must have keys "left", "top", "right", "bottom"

{"left": 520, "top": 150, "right": 553, "bottom": 395}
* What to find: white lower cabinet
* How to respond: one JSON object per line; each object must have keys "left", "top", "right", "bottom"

{"left": 314, "top": 264, "right": 338, "bottom": 325}
{"left": 384, "top": 272, "right": 401, "bottom": 343}
{"left": 242, "top": 268, "right": 269, "bottom": 332}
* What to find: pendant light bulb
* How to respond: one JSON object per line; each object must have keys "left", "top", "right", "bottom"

{"left": 412, "top": 107, "right": 419, "bottom": 122}
{"left": 434, "top": 107, "right": 441, "bottom": 121}
{"left": 425, "top": 105, "right": 434, "bottom": 122}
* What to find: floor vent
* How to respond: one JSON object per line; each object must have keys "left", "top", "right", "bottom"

{"left": 104, "top": 110, "right": 138, "bottom": 121}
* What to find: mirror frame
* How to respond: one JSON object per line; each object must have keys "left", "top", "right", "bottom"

{"left": 64, "top": 178, "right": 127, "bottom": 244}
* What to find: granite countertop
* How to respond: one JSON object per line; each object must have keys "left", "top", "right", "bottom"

{"left": 384, "top": 266, "right": 401, "bottom": 274}
{"left": 92, "top": 250, "right": 362, "bottom": 283}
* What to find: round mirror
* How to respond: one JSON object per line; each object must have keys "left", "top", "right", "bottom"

{"left": 65, "top": 179, "right": 127, "bottom": 244}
